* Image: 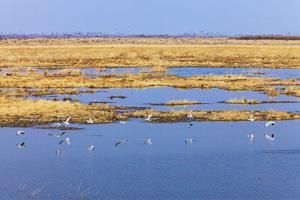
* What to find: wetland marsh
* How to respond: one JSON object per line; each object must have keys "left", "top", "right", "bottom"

{"left": 0, "top": 37, "right": 299, "bottom": 199}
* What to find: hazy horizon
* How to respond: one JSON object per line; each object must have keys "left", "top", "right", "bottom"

{"left": 1, "top": 0, "right": 300, "bottom": 35}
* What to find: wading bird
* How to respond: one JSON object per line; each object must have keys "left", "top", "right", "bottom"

{"left": 59, "top": 137, "right": 71, "bottom": 145}
{"left": 88, "top": 144, "right": 95, "bottom": 151}
{"left": 16, "top": 142, "right": 25, "bottom": 149}
{"left": 48, "top": 131, "right": 66, "bottom": 138}
{"left": 115, "top": 139, "right": 128, "bottom": 147}
{"left": 265, "top": 121, "right": 275, "bottom": 127}
{"left": 264, "top": 133, "right": 275, "bottom": 141}
{"left": 185, "top": 138, "right": 194, "bottom": 144}
{"left": 16, "top": 131, "right": 25, "bottom": 136}
{"left": 144, "top": 138, "right": 152, "bottom": 145}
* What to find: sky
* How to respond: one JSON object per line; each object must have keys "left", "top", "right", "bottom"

{"left": 1, "top": 0, "right": 300, "bottom": 35}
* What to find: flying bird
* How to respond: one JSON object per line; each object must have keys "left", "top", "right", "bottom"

{"left": 265, "top": 121, "right": 275, "bottom": 127}
{"left": 115, "top": 139, "right": 128, "bottom": 147}
{"left": 187, "top": 113, "right": 193, "bottom": 120}
{"left": 144, "top": 138, "right": 152, "bottom": 145}
{"left": 16, "top": 131, "right": 25, "bottom": 136}
{"left": 48, "top": 131, "right": 66, "bottom": 138}
{"left": 145, "top": 115, "right": 153, "bottom": 122}
{"left": 16, "top": 142, "right": 25, "bottom": 149}
{"left": 59, "top": 137, "right": 71, "bottom": 145}
{"left": 264, "top": 133, "right": 275, "bottom": 141}
{"left": 185, "top": 138, "right": 194, "bottom": 144}
{"left": 63, "top": 117, "right": 71, "bottom": 126}
{"left": 86, "top": 118, "right": 94, "bottom": 124}
{"left": 88, "top": 144, "right": 95, "bottom": 151}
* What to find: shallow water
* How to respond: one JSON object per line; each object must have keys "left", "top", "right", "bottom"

{"left": 168, "top": 67, "right": 300, "bottom": 79}
{"left": 1, "top": 120, "right": 300, "bottom": 199}
{"left": 36, "top": 87, "right": 300, "bottom": 112}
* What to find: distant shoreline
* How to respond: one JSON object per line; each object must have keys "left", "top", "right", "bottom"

{"left": 0, "top": 33, "right": 300, "bottom": 40}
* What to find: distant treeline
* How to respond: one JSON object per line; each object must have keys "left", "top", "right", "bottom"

{"left": 234, "top": 35, "right": 300, "bottom": 40}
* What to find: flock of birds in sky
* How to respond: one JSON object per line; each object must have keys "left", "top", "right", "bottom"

{"left": 15, "top": 113, "right": 276, "bottom": 151}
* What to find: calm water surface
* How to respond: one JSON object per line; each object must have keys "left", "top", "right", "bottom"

{"left": 36, "top": 87, "right": 300, "bottom": 112}
{"left": 0, "top": 120, "right": 300, "bottom": 199}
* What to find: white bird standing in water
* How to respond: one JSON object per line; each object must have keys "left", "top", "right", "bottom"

{"left": 144, "top": 138, "right": 152, "bottom": 145}
{"left": 16, "top": 131, "right": 25, "bottom": 136}
{"left": 88, "top": 144, "right": 95, "bottom": 151}
{"left": 265, "top": 121, "right": 275, "bottom": 127}
{"left": 115, "top": 139, "right": 128, "bottom": 147}
{"left": 265, "top": 133, "right": 275, "bottom": 141}
{"left": 86, "top": 118, "right": 94, "bottom": 124}
{"left": 248, "top": 114, "right": 255, "bottom": 122}
{"left": 16, "top": 142, "right": 25, "bottom": 149}
{"left": 185, "top": 138, "right": 194, "bottom": 144}
{"left": 145, "top": 115, "right": 153, "bottom": 122}
{"left": 248, "top": 133, "right": 255, "bottom": 142}
{"left": 59, "top": 137, "right": 71, "bottom": 145}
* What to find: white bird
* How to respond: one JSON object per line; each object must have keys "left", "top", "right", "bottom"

{"left": 16, "top": 142, "right": 25, "bottom": 149}
{"left": 86, "top": 118, "right": 94, "bottom": 124}
{"left": 63, "top": 117, "right": 71, "bottom": 126}
{"left": 48, "top": 131, "right": 66, "bottom": 138}
{"left": 248, "top": 133, "right": 255, "bottom": 142}
{"left": 16, "top": 130, "right": 25, "bottom": 136}
{"left": 185, "top": 138, "right": 194, "bottom": 144}
{"left": 145, "top": 115, "right": 153, "bottom": 122}
{"left": 265, "top": 121, "right": 275, "bottom": 127}
{"left": 265, "top": 133, "right": 275, "bottom": 141}
{"left": 59, "top": 137, "right": 71, "bottom": 145}
{"left": 248, "top": 114, "right": 255, "bottom": 122}
{"left": 115, "top": 139, "right": 128, "bottom": 147}
{"left": 119, "top": 121, "right": 127, "bottom": 124}
{"left": 88, "top": 144, "right": 95, "bottom": 151}
{"left": 187, "top": 113, "right": 193, "bottom": 120}
{"left": 144, "top": 138, "right": 152, "bottom": 145}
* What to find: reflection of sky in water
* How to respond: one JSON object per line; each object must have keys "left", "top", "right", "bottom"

{"left": 34, "top": 87, "right": 300, "bottom": 112}
{"left": 1, "top": 120, "right": 300, "bottom": 199}
{"left": 79, "top": 67, "right": 300, "bottom": 79}
{"left": 168, "top": 67, "right": 300, "bottom": 79}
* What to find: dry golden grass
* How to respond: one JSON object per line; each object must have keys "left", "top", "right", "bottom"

{"left": 0, "top": 38, "right": 300, "bottom": 68}
{"left": 223, "top": 97, "right": 260, "bottom": 105}
{"left": 126, "top": 109, "right": 300, "bottom": 122}
{"left": 283, "top": 86, "right": 300, "bottom": 97}
{"left": 0, "top": 97, "right": 120, "bottom": 126}
{"left": 164, "top": 100, "right": 200, "bottom": 106}
{"left": 1, "top": 97, "right": 299, "bottom": 126}
{"left": 0, "top": 73, "right": 298, "bottom": 97}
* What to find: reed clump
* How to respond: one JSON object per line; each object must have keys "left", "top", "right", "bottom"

{"left": 224, "top": 97, "right": 260, "bottom": 105}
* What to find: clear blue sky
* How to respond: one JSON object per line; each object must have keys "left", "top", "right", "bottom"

{"left": 1, "top": 0, "right": 300, "bottom": 35}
